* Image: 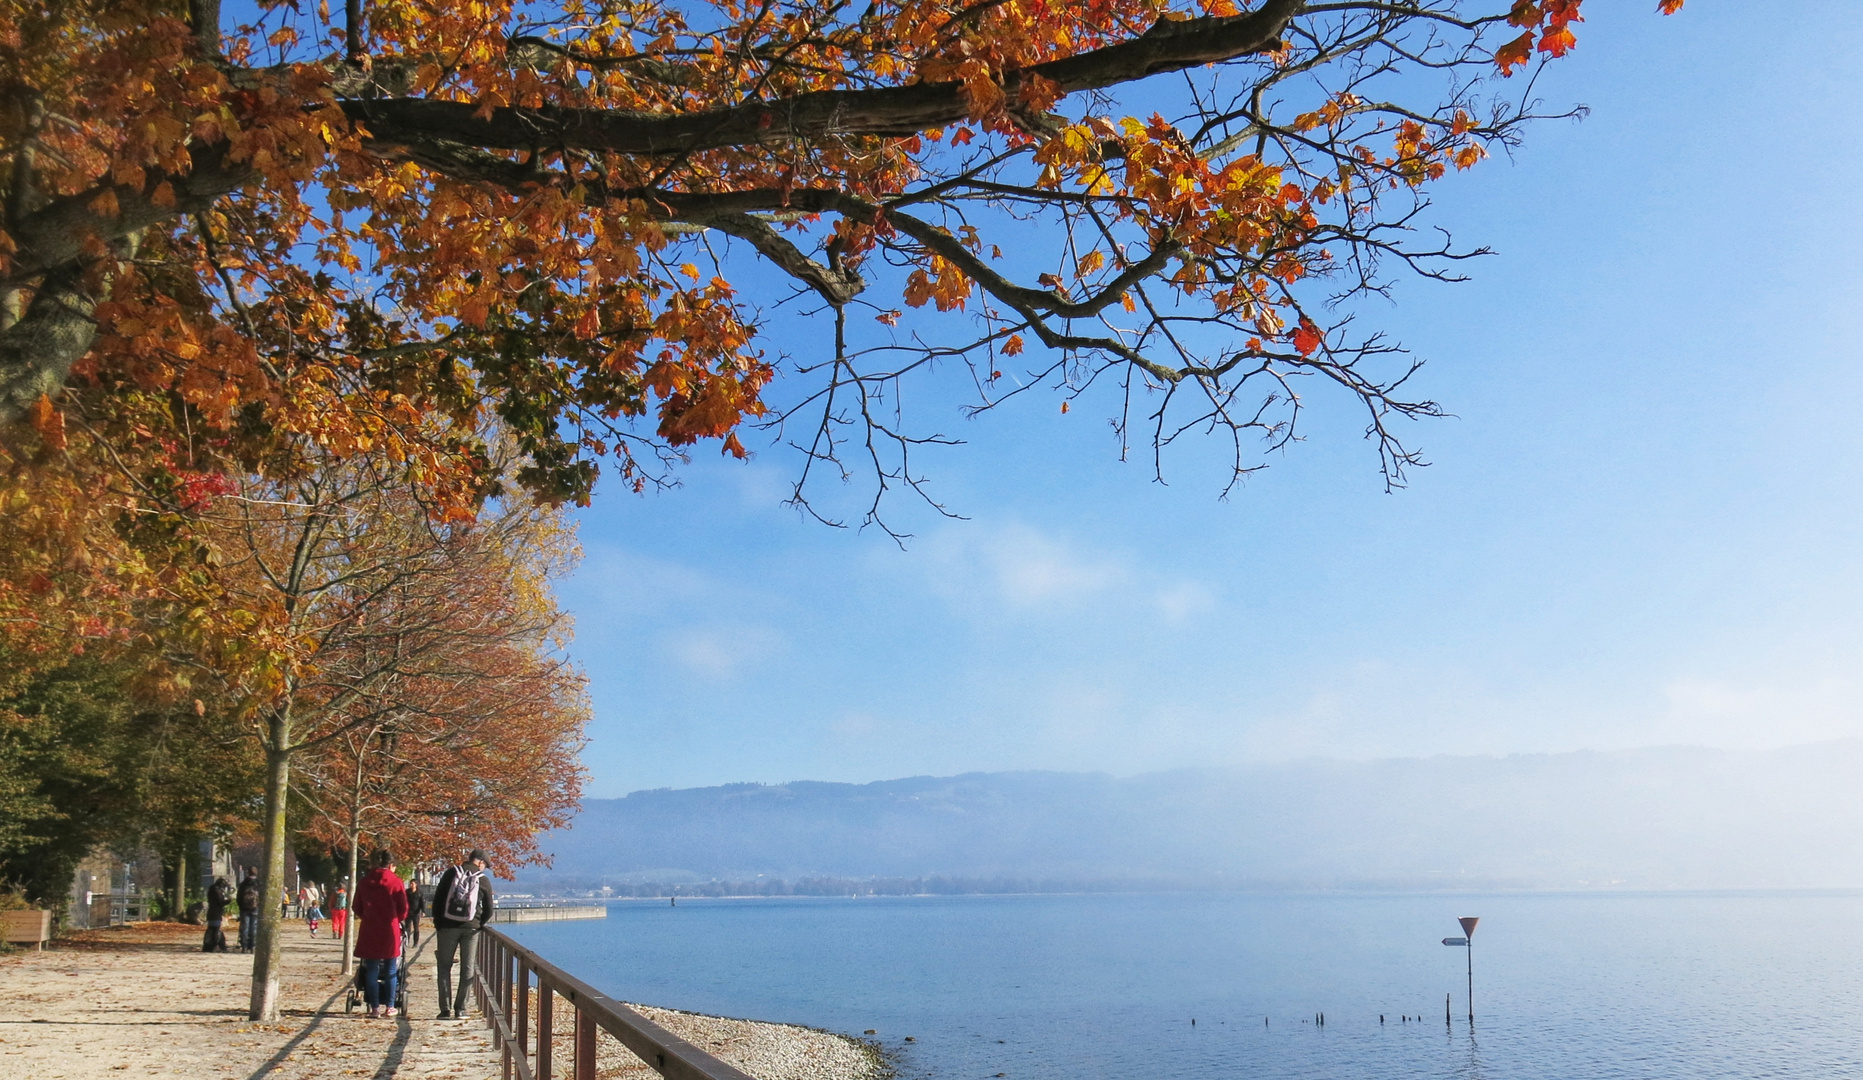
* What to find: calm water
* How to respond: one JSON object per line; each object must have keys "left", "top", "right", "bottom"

{"left": 505, "top": 891, "right": 1863, "bottom": 1079}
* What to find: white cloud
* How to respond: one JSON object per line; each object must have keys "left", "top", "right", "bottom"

{"left": 663, "top": 625, "right": 786, "bottom": 680}
{"left": 978, "top": 524, "right": 1122, "bottom": 605}
{"left": 1154, "top": 580, "right": 1217, "bottom": 621}
{"left": 909, "top": 522, "right": 1215, "bottom": 622}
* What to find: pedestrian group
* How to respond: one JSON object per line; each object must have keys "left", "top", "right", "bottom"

{"left": 201, "top": 846, "right": 496, "bottom": 1021}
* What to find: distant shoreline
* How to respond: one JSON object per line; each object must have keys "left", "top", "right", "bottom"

{"left": 511, "top": 885, "right": 1863, "bottom": 902}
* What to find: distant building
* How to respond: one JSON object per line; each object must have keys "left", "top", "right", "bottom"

{"left": 64, "top": 847, "right": 162, "bottom": 929}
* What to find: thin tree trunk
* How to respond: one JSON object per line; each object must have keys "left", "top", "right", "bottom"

{"left": 341, "top": 739, "right": 366, "bottom": 976}
{"left": 248, "top": 713, "right": 292, "bottom": 1021}
{"left": 341, "top": 830, "right": 360, "bottom": 976}
{"left": 162, "top": 846, "right": 183, "bottom": 921}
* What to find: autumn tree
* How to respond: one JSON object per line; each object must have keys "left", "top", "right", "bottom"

{"left": 290, "top": 503, "right": 588, "bottom": 974}
{"left": 1, "top": 401, "right": 262, "bottom": 917}
{"left": 2, "top": 0, "right": 1683, "bottom": 530}
{"left": 164, "top": 427, "right": 579, "bottom": 1019}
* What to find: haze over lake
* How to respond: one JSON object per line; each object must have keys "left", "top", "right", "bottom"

{"left": 516, "top": 741, "right": 1863, "bottom": 894}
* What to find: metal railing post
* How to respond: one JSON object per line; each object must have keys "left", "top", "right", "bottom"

{"left": 478, "top": 931, "right": 490, "bottom": 1019}
{"left": 480, "top": 927, "right": 761, "bottom": 1080}
{"left": 502, "top": 947, "right": 516, "bottom": 1080}
{"left": 506, "top": 951, "right": 517, "bottom": 1038}
{"left": 574, "top": 1005, "right": 597, "bottom": 1080}
{"left": 518, "top": 961, "right": 531, "bottom": 1065}
{"left": 491, "top": 936, "right": 503, "bottom": 1046}
{"left": 536, "top": 981, "right": 553, "bottom": 1080}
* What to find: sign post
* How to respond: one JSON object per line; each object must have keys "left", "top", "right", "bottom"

{"left": 1441, "top": 916, "right": 1479, "bottom": 1023}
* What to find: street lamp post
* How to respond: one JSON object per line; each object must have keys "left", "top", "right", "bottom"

{"left": 1441, "top": 917, "right": 1480, "bottom": 1023}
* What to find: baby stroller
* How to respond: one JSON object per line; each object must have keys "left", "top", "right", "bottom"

{"left": 344, "top": 958, "right": 410, "bottom": 1014}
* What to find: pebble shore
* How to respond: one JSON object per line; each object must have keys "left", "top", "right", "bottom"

{"left": 556, "top": 1002, "right": 889, "bottom": 1080}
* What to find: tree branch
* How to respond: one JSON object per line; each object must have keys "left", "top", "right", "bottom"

{"left": 342, "top": 2, "right": 1300, "bottom": 156}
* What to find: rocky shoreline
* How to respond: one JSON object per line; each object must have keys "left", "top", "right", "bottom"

{"left": 569, "top": 1001, "right": 891, "bottom": 1080}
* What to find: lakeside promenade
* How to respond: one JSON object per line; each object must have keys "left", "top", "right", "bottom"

{"left": 1, "top": 920, "right": 882, "bottom": 1080}
{"left": 0, "top": 921, "right": 498, "bottom": 1080}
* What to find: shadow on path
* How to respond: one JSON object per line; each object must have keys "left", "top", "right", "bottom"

{"left": 243, "top": 983, "right": 348, "bottom": 1080}
{"left": 371, "top": 928, "right": 433, "bottom": 1078}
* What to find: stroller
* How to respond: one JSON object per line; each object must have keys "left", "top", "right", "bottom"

{"left": 344, "top": 957, "right": 411, "bottom": 1014}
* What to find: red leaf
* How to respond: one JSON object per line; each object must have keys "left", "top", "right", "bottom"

{"left": 1495, "top": 31, "right": 1534, "bottom": 75}
{"left": 1537, "top": 25, "right": 1578, "bottom": 57}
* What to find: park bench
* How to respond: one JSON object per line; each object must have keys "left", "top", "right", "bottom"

{"left": 3, "top": 910, "right": 52, "bottom": 951}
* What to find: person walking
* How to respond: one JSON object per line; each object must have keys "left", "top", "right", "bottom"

{"left": 432, "top": 848, "right": 495, "bottom": 1020}
{"left": 353, "top": 850, "right": 409, "bottom": 1018}
{"left": 235, "top": 868, "right": 261, "bottom": 953}
{"left": 404, "top": 879, "right": 427, "bottom": 949}
{"left": 330, "top": 882, "right": 349, "bottom": 940}
{"left": 202, "top": 876, "right": 232, "bottom": 953}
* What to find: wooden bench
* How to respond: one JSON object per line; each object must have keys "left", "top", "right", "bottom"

{"left": 3, "top": 909, "right": 52, "bottom": 951}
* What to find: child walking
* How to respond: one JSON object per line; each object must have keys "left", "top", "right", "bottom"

{"left": 331, "top": 884, "right": 349, "bottom": 939}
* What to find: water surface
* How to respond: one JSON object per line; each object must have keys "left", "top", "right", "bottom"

{"left": 506, "top": 891, "right": 1863, "bottom": 1079}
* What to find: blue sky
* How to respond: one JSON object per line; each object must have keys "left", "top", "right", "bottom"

{"left": 560, "top": 3, "right": 1863, "bottom": 796}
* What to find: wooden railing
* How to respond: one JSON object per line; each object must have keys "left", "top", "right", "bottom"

{"left": 473, "top": 925, "right": 763, "bottom": 1080}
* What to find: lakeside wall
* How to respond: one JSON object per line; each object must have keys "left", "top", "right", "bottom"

{"left": 491, "top": 904, "right": 606, "bottom": 923}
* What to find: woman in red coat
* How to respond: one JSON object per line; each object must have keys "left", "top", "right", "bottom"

{"left": 352, "top": 850, "right": 409, "bottom": 1018}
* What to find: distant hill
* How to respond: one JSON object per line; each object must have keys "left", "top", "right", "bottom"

{"left": 513, "top": 742, "right": 1863, "bottom": 893}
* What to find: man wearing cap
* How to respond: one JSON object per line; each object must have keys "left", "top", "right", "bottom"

{"left": 432, "top": 848, "right": 496, "bottom": 1020}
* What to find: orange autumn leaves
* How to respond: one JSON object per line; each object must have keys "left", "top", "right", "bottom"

{"left": 1498, "top": 1, "right": 1685, "bottom": 76}
{"left": 0, "top": 0, "right": 1697, "bottom": 525}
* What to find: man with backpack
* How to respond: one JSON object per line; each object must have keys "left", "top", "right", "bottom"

{"left": 432, "top": 848, "right": 494, "bottom": 1020}
{"left": 235, "top": 868, "right": 261, "bottom": 953}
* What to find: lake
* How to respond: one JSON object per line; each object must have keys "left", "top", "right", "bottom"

{"left": 503, "top": 891, "right": 1863, "bottom": 1079}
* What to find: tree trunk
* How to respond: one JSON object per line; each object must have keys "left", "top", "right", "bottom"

{"left": 247, "top": 714, "right": 292, "bottom": 1021}
{"left": 340, "top": 734, "right": 370, "bottom": 975}
{"left": 162, "top": 846, "right": 182, "bottom": 921}
{"left": 340, "top": 831, "right": 360, "bottom": 976}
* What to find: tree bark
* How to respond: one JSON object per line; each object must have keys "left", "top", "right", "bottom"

{"left": 247, "top": 711, "right": 292, "bottom": 1021}
{"left": 0, "top": 265, "right": 107, "bottom": 424}
{"left": 162, "top": 844, "right": 184, "bottom": 921}
{"left": 343, "top": 1, "right": 1299, "bottom": 156}
{"left": 341, "top": 828, "right": 360, "bottom": 976}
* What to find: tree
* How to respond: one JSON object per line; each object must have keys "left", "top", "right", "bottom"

{"left": 1, "top": 1, "right": 1686, "bottom": 528}
{"left": 291, "top": 511, "right": 588, "bottom": 974}
{"left": 168, "top": 429, "right": 583, "bottom": 1018}
{"left": 0, "top": 651, "right": 260, "bottom": 916}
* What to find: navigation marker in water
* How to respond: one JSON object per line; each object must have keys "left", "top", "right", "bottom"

{"left": 1441, "top": 917, "right": 1479, "bottom": 1023}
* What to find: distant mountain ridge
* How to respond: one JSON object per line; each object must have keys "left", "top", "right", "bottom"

{"left": 515, "top": 742, "right": 1863, "bottom": 893}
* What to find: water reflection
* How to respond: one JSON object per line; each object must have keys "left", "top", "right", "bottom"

{"left": 1449, "top": 1027, "right": 1484, "bottom": 1080}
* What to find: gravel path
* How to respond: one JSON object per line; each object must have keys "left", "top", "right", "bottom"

{"left": 0, "top": 921, "right": 887, "bottom": 1080}
{"left": 0, "top": 920, "right": 497, "bottom": 1080}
